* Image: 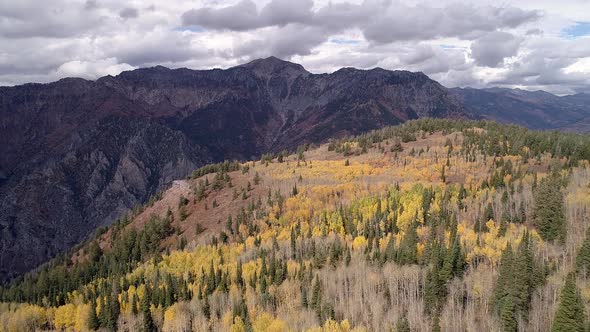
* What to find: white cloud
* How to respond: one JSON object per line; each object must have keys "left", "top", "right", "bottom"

{"left": 53, "top": 58, "right": 135, "bottom": 79}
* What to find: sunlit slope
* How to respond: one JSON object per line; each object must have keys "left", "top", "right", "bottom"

{"left": 2, "top": 119, "right": 590, "bottom": 332}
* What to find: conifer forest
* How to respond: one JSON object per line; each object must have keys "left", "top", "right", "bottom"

{"left": 2, "top": 119, "right": 590, "bottom": 332}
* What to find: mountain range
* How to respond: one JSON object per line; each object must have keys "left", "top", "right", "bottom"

{"left": 1, "top": 56, "right": 589, "bottom": 282}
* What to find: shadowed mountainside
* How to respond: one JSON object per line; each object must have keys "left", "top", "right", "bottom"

{"left": 0, "top": 57, "right": 468, "bottom": 281}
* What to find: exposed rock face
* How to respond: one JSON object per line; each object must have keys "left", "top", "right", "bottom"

{"left": 0, "top": 57, "right": 468, "bottom": 281}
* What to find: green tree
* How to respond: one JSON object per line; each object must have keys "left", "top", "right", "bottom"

{"left": 575, "top": 226, "right": 590, "bottom": 277}
{"left": 88, "top": 300, "right": 100, "bottom": 330}
{"left": 141, "top": 287, "right": 154, "bottom": 332}
{"left": 533, "top": 175, "right": 566, "bottom": 242}
{"left": 500, "top": 295, "right": 517, "bottom": 332}
{"left": 396, "top": 312, "right": 410, "bottom": 332}
{"left": 551, "top": 273, "right": 585, "bottom": 332}
{"left": 311, "top": 275, "right": 322, "bottom": 310}
{"left": 396, "top": 220, "right": 418, "bottom": 265}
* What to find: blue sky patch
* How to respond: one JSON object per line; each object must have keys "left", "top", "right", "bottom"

{"left": 562, "top": 21, "right": 590, "bottom": 38}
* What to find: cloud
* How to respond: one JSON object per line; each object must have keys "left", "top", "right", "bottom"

{"left": 119, "top": 7, "right": 139, "bottom": 19}
{"left": 182, "top": 1, "right": 259, "bottom": 31}
{"left": 182, "top": 1, "right": 540, "bottom": 43}
{"left": 53, "top": 58, "right": 135, "bottom": 80}
{"left": 109, "top": 29, "right": 208, "bottom": 66}
{"left": 234, "top": 25, "right": 327, "bottom": 59}
{"left": 362, "top": 3, "right": 540, "bottom": 43}
{"left": 182, "top": 0, "right": 314, "bottom": 31}
{"left": 84, "top": 0, "right": 98, "bottom": 10}
{"left": 471, "top": 31, "right": 523, "bottom": 67}
{"left": 0, "top": 1, "right": 105, "bottom": 39}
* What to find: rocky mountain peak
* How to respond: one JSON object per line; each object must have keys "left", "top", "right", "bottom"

{"left": 238, "top": 56, "right": 309, "bottom": 79}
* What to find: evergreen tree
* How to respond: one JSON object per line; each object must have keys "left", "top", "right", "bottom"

{"left": 131, "top": 293, "right": 139, "bottom": 315}
{"left": 311, "top": 275, "right": 322, "bottom": 310}
{"left": 104, "top": 293, "right": 119, "bottom": 331}
{"left": 575, "top": 226, "right": 590, "bottom": 277}
{"left": 236, "top": 261, "right": 244, "bottom": 289}
{"left": 396, "top": 312, "right": 410, "bottom": 332}
{"left": 493, "top": 236, "right": 546, "bottom": 331}
{"left": 88, "top": 300, "right": 99, "bottom": 331}
{"left": 533, "top": 175, "right": 566, "bottom": 242}
{"left": 500, "top": 295, "right": 517, "bottom": 332}
{"left": 396, "top": 220, "right": 418, "bottom": 265}
{"left": 551, "top": 273, "right": 585, "bottom": 332}
{"left": 291, "top": 228, "right": 297, "bottom": 259}
{"left": 301, "top": 285, "right": 309, "bottom": 308}
{"left": 141, "top": 287, "right": 154, "bottom": 332}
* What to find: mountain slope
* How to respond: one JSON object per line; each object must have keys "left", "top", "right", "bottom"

{"left": 0, "top": 57, "right": 468, "bottom": 281}
{"left": 451, "top": 87, "right": 590, "bottom": 132}
{"left": 2, "top": 119, "right": 590, "bottom": 331}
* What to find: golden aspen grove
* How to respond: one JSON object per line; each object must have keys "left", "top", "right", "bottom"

{"left": 2, "top": 119, "right": 590, "bottom": 331}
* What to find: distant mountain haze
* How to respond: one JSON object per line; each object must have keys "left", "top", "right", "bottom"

{"left": 1, "top": 57, "right": 588, "bottom": 282}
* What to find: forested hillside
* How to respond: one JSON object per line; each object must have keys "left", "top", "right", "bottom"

{"left": 0, "top": 57, "right": 468, "bottom": 282}
{"left": 2, "top": 119, "right": 590, "bottom": 331}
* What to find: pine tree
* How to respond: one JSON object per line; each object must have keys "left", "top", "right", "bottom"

{"left": 396, "top": 220, "right": 418, "bottom": 265}
{"left": 551, "top": 273, "right": 585, "bottom": 332}
{"left": 98, "top": 296, "right": 108, "bottom": 327}
{"left": 500, "top": 295, "right": 518, "bottom": 332}
{"left": 236, "top": 261, "right": 244, "bottom": 289}
{"left": 575, "top": 226, "right": 590, "bottom": 277}
{"left": 492, "top": 235, "right": 546, "bottom": 331}
{"left": 291, "top": 228, "right": 297, "bottom": 259}
{"left": 311, "top": 275, "right": 322, "bottom": 310}
{"left": 131, "top": 293, "right": 139, "bottom": 315}
{"left": 141, "top": 287, "right": 154, "bottom": 332}
{"left": 533, "top": 175, "right": 566, "bottom": 242}
{"left": 103, "top": 293, "right": 119, "bottom": 331}
{"left": 88, "top": 300, "right": 99, "bottom": 330}
{"left": 301, "top": 286, "right": 309, "bottom": 308}
{"left": 396, "top": 312, "right": 411, "bottom": 332}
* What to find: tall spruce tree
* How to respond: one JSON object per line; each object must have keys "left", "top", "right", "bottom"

{"left": 500, "top": 294, "right": 518, "bottom": 332}
{"left": 493, "top": 233, "right": 546, "bottom": 330}
{"left": 396, "top": 219, "right": 418, "bottom": 265}
{"left": 396, "top": 312, "right": 411, "bottom": 332}
{"left": 575, "top": 226, "right": 590, "bottom": 277}
{"left": 533, "top": 175, "right": 566, "bottom": 242}
{"left": 141, "top": 287, "right": 154, "bottom": 332}
{"left": 551, "top": 273, "right": 585, "bottom": 332}
{"left": 88, "top": 299, "right": 99, "bottom": 331}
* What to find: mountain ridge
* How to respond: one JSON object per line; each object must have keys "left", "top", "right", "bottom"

{"left": 0, "top": 57, "right": 468, "bottom": 282}
{"left": 2, "top": 57, "right": 590, "bottom": 281}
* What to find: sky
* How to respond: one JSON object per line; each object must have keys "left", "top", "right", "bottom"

{"left": 0, "top": 0, "right": 589, "bottom": 94}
